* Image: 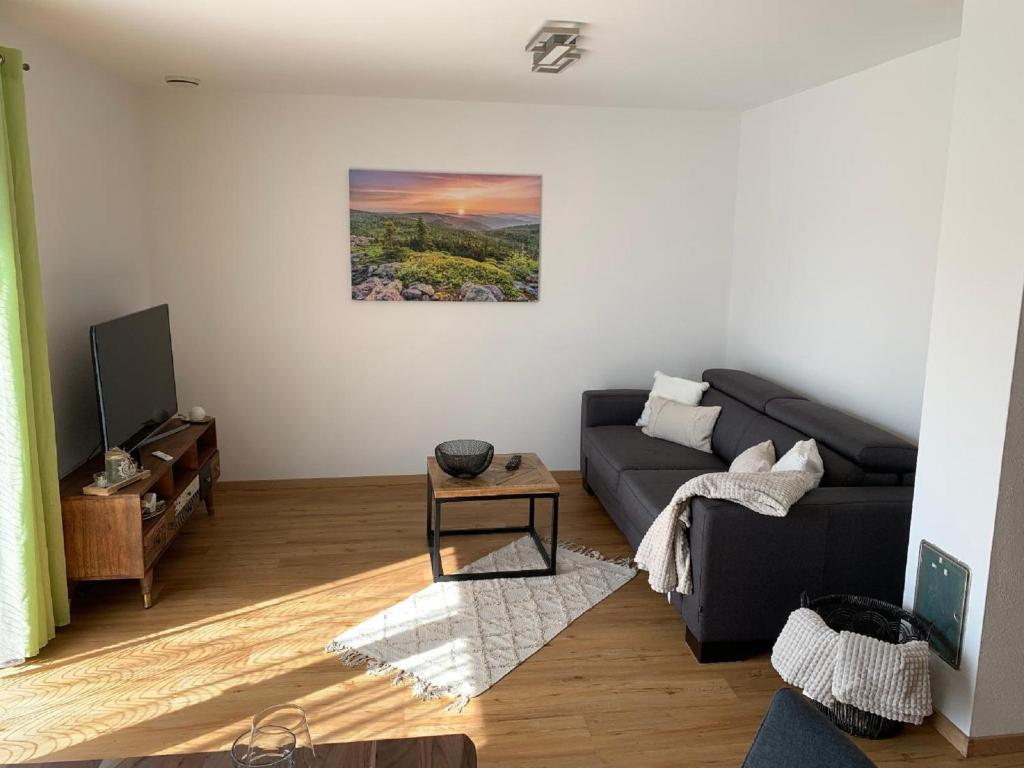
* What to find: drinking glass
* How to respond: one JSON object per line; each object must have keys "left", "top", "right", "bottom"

{"left": 230, "top": 725, "right": 295, "bottom": 768}
{"left": 251, "top": 705, "right": 317, "bottom": 768}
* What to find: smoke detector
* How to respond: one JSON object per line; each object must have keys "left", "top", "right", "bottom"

{"left": 164, "top": 75, "right": 200, "bottom": 88}
{"left": 525, "top": 22, "right": 582, "bottom": 74}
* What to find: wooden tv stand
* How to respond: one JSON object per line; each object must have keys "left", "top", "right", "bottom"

{"left": 59, "top": 418, "right": 220, "bottom": 608}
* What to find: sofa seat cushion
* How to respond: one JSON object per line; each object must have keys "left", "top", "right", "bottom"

{"left": 584, "top": 425, "right": 727, "bottom": 478}
{"left": 618, "top": 469, "right": 715, "bottom": 539}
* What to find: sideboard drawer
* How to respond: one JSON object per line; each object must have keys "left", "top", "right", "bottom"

{"left": 199, "top": 452, "right": 220, "bottom": 501}
{"left": 143, "top": 515, "right": 173, "bottom": 565}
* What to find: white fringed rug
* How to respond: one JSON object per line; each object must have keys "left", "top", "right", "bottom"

{"left": 325, "top": 536, "right": 635, "bottom": 711}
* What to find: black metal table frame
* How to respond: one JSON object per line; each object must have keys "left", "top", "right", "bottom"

{"left": 426, "top": 474, "right": 559, "bottom": 582}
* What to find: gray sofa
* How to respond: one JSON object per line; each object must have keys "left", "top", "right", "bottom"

{"left": 581, "top": 369, "right": 915, "bottom": 662}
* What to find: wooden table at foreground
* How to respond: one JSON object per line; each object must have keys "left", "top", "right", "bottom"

{"left": 5, "top": 736, "right": 476, "bottom": 768}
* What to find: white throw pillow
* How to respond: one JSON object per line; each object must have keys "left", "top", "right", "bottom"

{"left": 636, "top": 371, "right": 710, "bottom": 427}
{"left": 772, "top": 439, "right": 825, "bottom": 486}
{"left": 641, "top": 396, "right": 721, "bottom": 453}
{"left": 729, "top": 440, "right": 776, "bottom": 473}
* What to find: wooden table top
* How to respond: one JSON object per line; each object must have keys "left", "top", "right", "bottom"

{"left": 427, "top": 452, "right": 559, "bottom": 499}
{"left": 6, "top": 735, "right": 476, "bottom": 768}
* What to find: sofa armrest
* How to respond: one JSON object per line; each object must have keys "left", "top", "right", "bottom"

{"left": 687, "top": 486, "right": 914, "bottom": 643}
{"left": 801, "top": 486, "right": 913, "bottom": 602}
{"left": 581, "top": 389, "right": 648, "bottom": 428}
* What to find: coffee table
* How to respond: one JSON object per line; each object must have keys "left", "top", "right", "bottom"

{"left": 4, "top": 735, "right": 476, "bottom": 768}
{"left": 426, "top": 452, "right": 560, "bottom": 582}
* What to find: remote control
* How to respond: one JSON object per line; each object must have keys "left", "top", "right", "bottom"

{"left": 152, "top": 450, "right": 174, "bottom": 462}
{"left": 505, "top": 454, "right": 522, "bottom": 471}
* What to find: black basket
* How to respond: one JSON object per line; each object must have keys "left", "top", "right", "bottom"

{"left": 434, "top": 440, "right": 494, "bottom": 479}
{"left": 800, "top": 592, "right": 931, "bottom": 740}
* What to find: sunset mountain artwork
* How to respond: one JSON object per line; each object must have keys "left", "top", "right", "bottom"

{"left": 349, "top": 170, "right": 541, "bottom": 302}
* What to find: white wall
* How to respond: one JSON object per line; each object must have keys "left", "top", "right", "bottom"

{"left": 975, "top": 302, "right": 1024, "bottom": 737}
{"left": 907, "top": 0, "right": 1024, "bottom": 739}
{"left": 142, "top": 92, "right": 740, "bottom": 480}
{"left": 726, "top": 41, "right": 958, "bottom": 440}
{"left": 0, "top": 13, "right": 152, "bottom": 475}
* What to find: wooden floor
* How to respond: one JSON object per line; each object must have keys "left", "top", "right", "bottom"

{"left": 0, "top": 474, "right": 1012, "bottom": 766}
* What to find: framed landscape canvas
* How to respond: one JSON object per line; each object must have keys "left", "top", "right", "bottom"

{"left": 349, "top": 170, "right": 541, "bottom": 301}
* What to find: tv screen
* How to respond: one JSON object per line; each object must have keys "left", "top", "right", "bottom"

{"left": 91, "top": 304, "right": 178, "bottom": 453}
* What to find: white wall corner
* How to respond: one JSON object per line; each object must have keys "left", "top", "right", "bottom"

{"left": 904, "top": 0, "right": 1024, "bottom": 739}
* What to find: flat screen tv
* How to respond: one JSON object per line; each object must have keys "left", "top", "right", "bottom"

{"left": 91, "top": 304, "right": 178, "bottom": 453}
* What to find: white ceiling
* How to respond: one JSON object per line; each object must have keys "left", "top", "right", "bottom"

{"left": 4, "top": 0, "right": 963, "bottom": 110}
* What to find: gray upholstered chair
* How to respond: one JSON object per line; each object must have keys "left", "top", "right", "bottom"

{"left": 742, "top": 689, "right": 877, "bottom": 768}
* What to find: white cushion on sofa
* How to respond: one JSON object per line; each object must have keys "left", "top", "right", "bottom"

{"left": 729, "top": 440, "right": 776, "bottom": 473}
{"left": 636, "top": 371, "right": 710, "bottom": 427}
{"left": 772, "top": 439, "right": 824, "bottom": 486}
{"left": 641, "top": 396, "right": 721, "bottom": 453}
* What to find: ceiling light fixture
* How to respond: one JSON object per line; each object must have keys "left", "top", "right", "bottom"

{"left": 525, "top": 22, "right": 582, "bottom": 74}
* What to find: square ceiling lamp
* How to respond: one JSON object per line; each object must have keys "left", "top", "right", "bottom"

{"left": 526, "top": 23, "right": 582, "bottom": 74}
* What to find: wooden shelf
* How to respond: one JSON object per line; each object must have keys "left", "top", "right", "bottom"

{"left": 198, "top": 444, "right": 217, "bottom": 468}
{"left": 172, "top": 467, "right": 200, "bottom": 499}
{"left": 61, "top": 419, "right": 216, "bottom": 498}
{"left": 60, "top": 418, "right": 221, "bottom": 608}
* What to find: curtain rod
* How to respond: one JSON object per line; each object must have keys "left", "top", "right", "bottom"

{"left": 0, "top": 54, "right": 31, "bottom": 71}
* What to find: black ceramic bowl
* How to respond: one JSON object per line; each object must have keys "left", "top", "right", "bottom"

{"left": 434, "top": 440, "right": 494, "bottom": 479}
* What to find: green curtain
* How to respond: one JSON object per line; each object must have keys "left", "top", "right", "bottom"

{"left": 0, "top": 46, "right": 68, "bottom": 664}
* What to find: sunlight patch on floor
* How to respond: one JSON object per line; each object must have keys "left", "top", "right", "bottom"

{"left": 0, "top": 552, "right": 436, "bottom": 763}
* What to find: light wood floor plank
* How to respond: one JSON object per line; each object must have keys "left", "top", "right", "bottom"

{"left": 0, "top": 474, "right": 990, "bottom": 766}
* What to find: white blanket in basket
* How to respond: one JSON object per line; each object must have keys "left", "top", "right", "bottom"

{"left": 772, "top": 608, "right": 932, "bottom": 724}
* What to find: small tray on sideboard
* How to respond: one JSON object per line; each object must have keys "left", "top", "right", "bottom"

{"left": 82, "top": 470, "right": 152, "bottom": 497}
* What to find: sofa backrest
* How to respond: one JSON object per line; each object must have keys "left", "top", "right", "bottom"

{"left": 702, "top": 369, "right": 917, "bottom": 487}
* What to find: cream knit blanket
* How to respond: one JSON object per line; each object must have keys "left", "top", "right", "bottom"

{"left": 773, "top": 608, "right": 932, "bottom": 724}
{"left": 634, "top": 470, "right": 818, "bottom": 594}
